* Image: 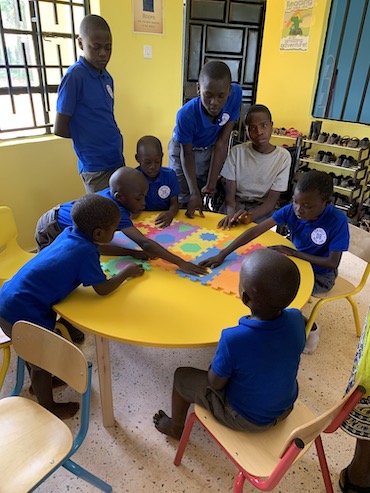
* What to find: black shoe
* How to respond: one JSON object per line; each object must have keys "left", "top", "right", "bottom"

{"left": 58, "top": 317, "right": 85, "bottom": 343}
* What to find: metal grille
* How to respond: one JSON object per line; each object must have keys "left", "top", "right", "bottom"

{"left": 0, "top": 0, "right": 90, "bottom": 139}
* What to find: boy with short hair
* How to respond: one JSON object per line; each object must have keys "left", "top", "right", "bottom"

{"left": 218, "top": 104, "right": 291, "bottom": 230}
{"left": 154, "top": 248, "right": 305, "bottom": 439}
{"left": 0, "top": 194, "right": 144, "bottom": 419}
{"left": 168, "top": 61, "right": 242, "bottom": 218}
{"left": 136, "top": 135, "right": 179, "bottom": 228}
{"left": 54, "top": 14, "right": 124, "bottom": 193}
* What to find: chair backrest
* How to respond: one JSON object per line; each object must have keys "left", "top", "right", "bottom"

{"left": 12, "top": 321, "right": 88, "bottom": 394}
{"left": 280, "top": 379, "right": 364, "bottom": 457}
{"left": 348, "top": 223, "right": 370, "bottom": 263}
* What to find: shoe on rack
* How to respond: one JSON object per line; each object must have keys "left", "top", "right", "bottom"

{"left": 327, "top": 133, "right": 340, "bottom": 145}
{"left": 317, "top": 132, "right": 329, "bottom": 143}
{"left": 359, "top": 137, "right": 370, "bottom": 150}
{"left": 58, "top": 317, "right": 85, "bottom": 343}
{"left": 347, "top": 137, "right": 360, "bottom": 148}
{"left": 303, "top": 323, "right": 320, "bottom": 354}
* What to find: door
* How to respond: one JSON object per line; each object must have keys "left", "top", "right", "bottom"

{"left": 183, "top": 0, "right": 266, "bottom": 135}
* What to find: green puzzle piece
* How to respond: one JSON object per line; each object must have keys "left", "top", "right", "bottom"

{"left": 101, "top": 256, "right": 151, "bottom": 277}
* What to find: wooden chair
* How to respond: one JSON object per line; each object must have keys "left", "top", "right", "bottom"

{"left": 174, "top": 381, "right": 365, "bottom": 493}
{"left": 305, "top": 223, "right": 370, "bottom": 337}
{"left": 0, "top": 321, "right": 112, "bottom": 492}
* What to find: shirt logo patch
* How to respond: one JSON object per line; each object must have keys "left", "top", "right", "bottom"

{"left": 106, "top": 84, "right": 114, "bottom": 99}
{"left": 158, "top": 185, "right": 171, "bottom": 199}
{"left": 219, "top": 113, "right": 230, "bottom": 126}
{"left": 311, "top": 227, "right": 327, "bottom": 245}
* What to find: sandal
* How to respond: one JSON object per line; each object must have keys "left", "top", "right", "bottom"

{"left": 340, "top": 135, "right": 351, "bottom": 146}
{"left": 347, "top": 137, "right": 360, "bottom": 148}
{"left": 339, "top": 468, "right": 370, "bottom": 493}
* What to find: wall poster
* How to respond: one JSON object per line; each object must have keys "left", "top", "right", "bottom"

{"left": 133, "top": 0, "right": 164, "bottom": 34}
{"left": 280, "top": 0, "right": 314, "bottom": 51}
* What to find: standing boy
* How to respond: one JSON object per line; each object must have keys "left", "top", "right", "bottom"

{"left": 136, "top": 135, "right": 179, "bottom": 228}
{"left": 154, "top": 249, "right": 305, "bottom": 438}
{"left": 168, "top": 61, "right": 242, "bottom": 218}
{"left": 54, "top": 14, "right": 124, "bottom": 193}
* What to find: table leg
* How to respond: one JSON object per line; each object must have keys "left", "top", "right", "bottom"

{"left": 95, "top": 335, "right": 115, "bottom": 427}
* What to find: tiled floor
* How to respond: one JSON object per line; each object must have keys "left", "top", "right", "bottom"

{"left": 1, "top": 250, "right": 369, "bottom": 492}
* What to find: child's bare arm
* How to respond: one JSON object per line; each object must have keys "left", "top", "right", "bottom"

{"left": 208, "top": 368, "right": 228, "bottom": 390}
{"left": 247, "top": 190, "right": 281, "bottom": 223}
{"left": 270, "top": 245, "right": 343, "bottom": 271}
{"left": 218, "top": 179, "right": 237, "bottom": 230}
{"left": 54, "top": 113, "right": 71, "bottom": 138}
{"left": 200, "top": 217, "right": 276, "bottom": 268}
{"left": 122, "top": 225, "right": 208, "bottom": 275}
{"left": 203, "top": 121, "right": 235, "bottom": 194}
{"left": 182, "top": 143, "right": 204, "bottom": 218}
{"left": 155, "top": 196, "right": 179, "bottom": 228}
{"left": 93, "top": 263, "right": 144, "bottom": 295}
{"left": 98, "top": 244, "right": 149, "bottom": 260}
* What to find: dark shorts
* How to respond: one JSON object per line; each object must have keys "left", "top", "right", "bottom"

{"left": 313, "top": 269, "right": 337, "bottom": 295}
{"left": 35, "top": 206, "right": 62, "bottom": 251}
{"left": 174, "top": 367, "right": 293, "bottom": 432}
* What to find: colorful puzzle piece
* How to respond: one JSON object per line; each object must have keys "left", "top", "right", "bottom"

{"left": 101, "top": 257, "right": 151, "bottom": 277}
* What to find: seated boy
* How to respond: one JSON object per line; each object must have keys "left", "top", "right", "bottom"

{"left": 154, "top": 248, "right": 305, "bottom": 438}
{"left": 0, "top": 194, "right": 144, "bottom": 419}
{"left": 168, "top": 61, "right": 242, "bottom": 218}
{"left": 200, "top": 170, "right": 350, "bottom": 353}
{"left": 218, "top": 104, "right": 291, "bottom": 230}
{"left": 136, "top": 135, "right": 179, "bottom": 228}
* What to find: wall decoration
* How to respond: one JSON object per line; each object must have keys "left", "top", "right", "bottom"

{"left": 280, "top": 0, "right": 314, "bottom": 51}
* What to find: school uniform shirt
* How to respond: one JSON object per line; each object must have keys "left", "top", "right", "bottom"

{"left": 272, "top": 203, "right": 349, "bottom": 274}
{"left": 56, "top": 188, "right": 133, "bottom": 231}
{"left": 137, "top": 167, "right": 180, "bottom": 210}
{"left": 57, "top": 56, "right": 124, "bottom": 173}
{"left": 0, "top": 227, "right": 106, "bottom": 330}
{"left": 221, "top": 141, "right": 291, "bottom": 201}
{"left": 173, "top": 83, "right": 242, "bottom": 148}
{"left": 211, "top": 309, "right": 306, "bottom": 426}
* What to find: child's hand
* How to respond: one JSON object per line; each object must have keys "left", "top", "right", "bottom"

{"left": 121, "top": 262, "right": 145, "bottom": 278}
{"left": 155, "top": 211, "right": 174, "bottom": 228}
{"left": 217, "top": 214, "right": 236, "bottom": 230}
{"left": 231, "top": 210, "right": 252, "bottom": 225}
{"left": 130, "top": 250, "right": 150, "bottom": 260}
{"left": 177, "top": 259, "right": 208, "bottom": 276}
{"left": 268, "top": 245, "right": 296, "bottom": 256}
{"left": 186, "top": 193, "right": 204, "bottom": 219}
{"left": 199, "top": 254, "right": 225, "bottom": 269}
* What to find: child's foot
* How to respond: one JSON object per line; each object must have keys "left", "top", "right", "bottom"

{"left": 153, "top": 410, "right": 183, "bottom": 439}
{"left": 303, "top": 323, "right": 320, "bottom": 354}
{"left": 49, "top": 401, "right": 80, "bottom": 420}
{"left": 29, "top": 376, "right": 66, "bottom": 395}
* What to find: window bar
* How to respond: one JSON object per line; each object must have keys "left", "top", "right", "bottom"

{"left": 0, "top": 8, "right": 16, "bottom": 114}
{"left": 57, "top": 43, "right": 64, "bottom": 80}
{"left": 21, "top": 42, "right": 37, "bottom": 127}
{"left": 357, "top": 65, "right": 370, "bottom": 122}
{"left": 52, "top": 0, "right": 59, "bottom": 25}
{"left": 70, "top": 1, "right": 78, "bottom": 61}
{"left": 16, "top": 0, "right": 23, "bottom": 22}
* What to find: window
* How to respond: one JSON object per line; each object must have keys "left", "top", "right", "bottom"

{"left": 0, "top": 0, "right": 90, "bottom": 139}
{"left": 313, "top": 0, "right": 370, "bottom": 125}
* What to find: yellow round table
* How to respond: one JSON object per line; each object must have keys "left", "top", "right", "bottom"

{"left": 54, "top": 211, "right": 314, "bottom": 427}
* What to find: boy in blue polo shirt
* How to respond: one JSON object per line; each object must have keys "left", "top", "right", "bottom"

{"left": 168, "top": 61, "right": 242, "bottom": 218}
{"left": 0, "top": 194, "right": 144, "bottom": 419}
{"left": 136, "top": 135, "right": 179, "bottom": 228}
{"left": 54, "top": 14, "right": 124, "bottom": 193}
{"left": 154, "top": 248, "right": 305, "bottom": 439}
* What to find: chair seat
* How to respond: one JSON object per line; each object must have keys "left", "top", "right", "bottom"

{"left": 313, "top": 276, "right": 355, "bottom": 300}
{"left": 0, "top": 396, "right": 73, "bottom": 493}
{"left": 194, "top": 400, "right": 316, "bottom": 478}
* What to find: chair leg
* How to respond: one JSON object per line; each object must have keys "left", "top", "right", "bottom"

{"left": 0, "top": 343, "right": 11, "bottom": 391}
{"left": 305, "top": 299, "right": 326, "bottom": 337}
{"left": 315, "top": 436, "right": 334, "bottom": 493}
{"left": 234, "top": 470, "right": 246, "bottom": 493}
{"left": 9, "top": 357, "right": 25, "bottom": 396}
{"left": 347, "top": 296, "right": 362, "bottom": 337}
{"left": 174, "top": 412, "right": 198, "bottom": 466}
{"left": 63, "top": 459, "right": 112, "bottom": 493}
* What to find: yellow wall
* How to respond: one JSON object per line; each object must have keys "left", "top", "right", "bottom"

{"left": 257, "top": 0, "right": 370, "bottom": 139}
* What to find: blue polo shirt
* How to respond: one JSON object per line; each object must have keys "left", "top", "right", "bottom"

{"left": 0, "top": 227, "right": 106, "bottom": 330}
{"left": 272, "top": 204, "right": 349, "bottom": 274}
{"left": 173, "top": 83, "right": 242, "bottom": 148}
{"left": 212, "top": 309, "right": 305, "bottom": 425}
{"left": 56, "top": 56, "right": 124, "bottom": 173}
{"left": 137, "top": 167, "right": 180, "bottom": 210}
{"left": 56, "top": 188, "right": 133, "bottom": 231}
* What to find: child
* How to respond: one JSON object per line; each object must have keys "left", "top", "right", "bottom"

{"left": 218, "top": 104, "right": 291, "bottom": 230}
{"left": 168, "top": 61, "right": 242, "bottom": 218}
{"left": 200, "top": 170, "right": 350, "bottom": 353}
{"left": 54, "top": 14, "right": 124, "bottom": 193}
{"left": 36, "top": 167, "right": 207, "bottom": 277}
{"left": 0, "top": 194, "right": 144, "bottom": 419}
{"left": 136, "top": 135, "right": 179, "bottom": 228}
{"left": 153, "top": 248, "right": 305, "bottom": 439}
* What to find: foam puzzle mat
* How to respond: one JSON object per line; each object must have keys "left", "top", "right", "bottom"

{"left": 101, "top": 216, "right": 264, "bottom": 297}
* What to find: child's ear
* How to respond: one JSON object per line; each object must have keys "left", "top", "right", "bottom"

{"left": 78, "top": 37, "right": 83, "bottom": 51}
{"left": 196, "top": 82, "right": 200, "bottom": 96}
{"left": 114, "top": 191, "right": 122, "bottom": 202}
{"left": 135, "top": 153, "right": 140, "bottom": 164}
{"left": 92, "top": 228, "right": 102, "bottom": 242}
{"left": 241, "top": 291, "right": 249, "bottom": 307}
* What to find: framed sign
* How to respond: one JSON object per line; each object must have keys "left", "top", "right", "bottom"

{"left": 133, "top": 0, "right": 164, "bottom": 34}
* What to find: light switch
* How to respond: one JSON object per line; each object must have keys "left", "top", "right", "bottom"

{"left": 144, "top": 45, "right": 152, "bottom": 59}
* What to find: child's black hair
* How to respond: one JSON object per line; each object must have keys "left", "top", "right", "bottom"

{"left": 137, "top": 135, "right": 163, "bottom": 154}
{"left": 199, "top": 61, "right": 231, "bottom": 84}
{"left": 296, "top": 170, "right": 333, "bottom": 201}
{"left": 79, "top": 14, "right": 110, "bottom": 37}
{"left": 71, "top": 194, "right": 120, "bottom": 238}
{"left": 245, "top": 104, "right": 272, "bottom": 124}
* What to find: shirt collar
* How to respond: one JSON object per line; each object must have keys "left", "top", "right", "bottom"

{"left": 79, "top": 56, "right": 108, "bottom": 79}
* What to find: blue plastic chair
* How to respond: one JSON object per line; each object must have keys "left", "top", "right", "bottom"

{"left": 0, "top": 320, "right": 112, "bottom": 492}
